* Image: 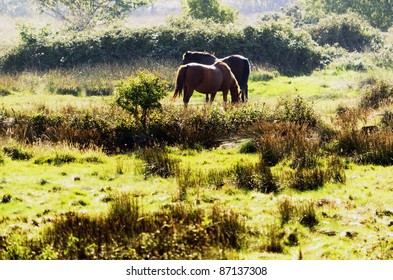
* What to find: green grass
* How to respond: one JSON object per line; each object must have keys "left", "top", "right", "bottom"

{"left": 1, "top": 64, "right": 390, "bottom": 120}
{"left": 1, "top": 138, "right": 393, "bottom": 259}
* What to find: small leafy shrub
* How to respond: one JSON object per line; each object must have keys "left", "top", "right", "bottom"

{"left": 115, "top": 71, "right": 168, "bottom": 129}
{"left": 239, "top": 139, "right": 257, "bottom": 154}
{"left": 276, "top": 95, "right": 319, "bottom": 127}
{"left": 330, "top": 51, "right": 371, "bottom": 72}
{"left": 185, "top": 0, "right": 238, "bottom": 24}
{"left": 309, "top": 13, "right": 382, "bottom": 52}
{"left": 374, "top": 44, "right": 393, "bottom": 68}
{"left": 2, "top": 145, "right": 32, "bottom": 160}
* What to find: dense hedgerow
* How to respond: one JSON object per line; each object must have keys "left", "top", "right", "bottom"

{"left": 1, "top": 20, "right": 325, "bottom": 75}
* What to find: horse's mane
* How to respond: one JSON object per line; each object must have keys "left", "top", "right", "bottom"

{"left": 213, "top": 61, "right": 230, "bottom": 69}
{"left": 183, "top": 51, "right": 217, "bottom": 60}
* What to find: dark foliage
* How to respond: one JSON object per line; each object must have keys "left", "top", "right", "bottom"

{"left": 309, "top": 13, "right": 382, "bottom": 52}
{"left": 2, "top": 145, "right": 32, "bottom": 160}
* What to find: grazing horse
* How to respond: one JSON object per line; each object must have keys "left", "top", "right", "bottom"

{"left": 173, "top": 61, "right": 241, "bottom": 107}
{"left": 182, "top": 51, "right": 251, "bottom": 102}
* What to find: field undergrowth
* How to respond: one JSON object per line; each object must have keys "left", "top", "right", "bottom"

{"left": 1, "top": 59, "right": 393, "bottom": 259}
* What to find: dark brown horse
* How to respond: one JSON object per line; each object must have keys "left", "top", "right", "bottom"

{"left": 182, "top": 51, "right": 251, "bottom": 102}
{"left": 173, "top": 61, "right": 241, "bottom": 107}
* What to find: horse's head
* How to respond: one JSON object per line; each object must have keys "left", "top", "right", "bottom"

{"left": 230, "top": 79, "right": 241, "bottom": 103}
{"left": 182, "top": 51, "right": 217, "bottom": 65}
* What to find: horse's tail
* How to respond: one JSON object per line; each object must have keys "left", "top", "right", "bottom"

{"left": 239, "top": 58, "right": 251, "bottom": 101}
{"left": 173, "top": 65, "right": 188, "bottom": 100}
{"left": 240, "top": 58, "right": 251, "bottom": 86}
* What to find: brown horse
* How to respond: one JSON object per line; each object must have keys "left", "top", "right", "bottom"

{"left": 182, "top": 51, "right": 251, "bottom": 102}
{"left": 173, "top": 61, "right": 241, "bottom": 107}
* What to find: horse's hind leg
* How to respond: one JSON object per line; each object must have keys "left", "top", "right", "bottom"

{"left": 205, "top": 94, "right": 209, "bottom": 103}
{"left": 183, "top": 87, "right": 194, "bottom": 107}
{"left": 222, "top": 90, "right": 228, "bottom": 103}
{"left": 241, "top": 83, "right": 248, "bottom": 102}
{"left": 210, "top": 92, "right": 217, "bottom": 103}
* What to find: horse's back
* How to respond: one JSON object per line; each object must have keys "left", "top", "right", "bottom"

{"left": 185, "top": 63, "right": 224, "bottom": 93}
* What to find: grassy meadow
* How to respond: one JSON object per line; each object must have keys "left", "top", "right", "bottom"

{"left": 1, "top": 12, "right": 393, "bottom": 260}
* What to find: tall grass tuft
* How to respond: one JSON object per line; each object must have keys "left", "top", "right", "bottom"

{"left": 232, "top": 157, "right": 278, "bottom": 193}
{"left": 326, "top": 155, "right": 347, "bottom": 183}
{"left": 137, "top": 146, "right": 179, "bottom": 179}
{"left": 381, "top": 110, "right": 393, "bottom": 129}
{"left": 261, "top": 223, "right": 285, "bottom": 253}
{"left": 277, "top": 197, "right": 319, "bottom": 228}
{"left": 360, "top": 80, "right": 393, "bottom": 109}
{"left": 290, "top": 167, "right": 326, "bottom": 191}
{"left": 209, "top": 204, "right": 246, "bottom": 249}
{"left": 248, "top": 121, "right": 321, "bottom": 166}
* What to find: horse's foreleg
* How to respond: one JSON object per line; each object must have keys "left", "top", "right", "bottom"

{"left": 205, "top": 94, "right": 209, "bottom": 103}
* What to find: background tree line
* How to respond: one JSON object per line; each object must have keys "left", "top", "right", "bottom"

{"left": 1, "top": 0, "right": 391, "bottom": 30}
{"left": 0, "top": 0, "right": 390, "bottom": 75}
